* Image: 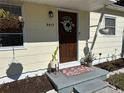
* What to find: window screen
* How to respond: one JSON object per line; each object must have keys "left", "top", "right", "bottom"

{"left": 0, "top": 4, "right": 23, "bottom": 47}
{"left": 105, "top": 17, "right": 116, "bottom": 35}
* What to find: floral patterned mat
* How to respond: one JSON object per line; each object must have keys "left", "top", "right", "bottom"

{"left": 61, "top": 65, "right": 94, "bottom": 76}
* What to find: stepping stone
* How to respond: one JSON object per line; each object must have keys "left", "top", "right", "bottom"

{"left": 73, "top": 79, "right": 108, "bottom": 93}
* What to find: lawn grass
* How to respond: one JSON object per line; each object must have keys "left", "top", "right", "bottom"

{"left": 106, "top": 73, "right": 124, "bottom": 91}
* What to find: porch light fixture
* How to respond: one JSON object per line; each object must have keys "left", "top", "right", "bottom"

{"left": 48, "top": 10, "right": 54, "bottom": 18}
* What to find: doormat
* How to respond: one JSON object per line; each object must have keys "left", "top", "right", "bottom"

{"left": 61, "top": 65, "right": 93, "bottom": 76}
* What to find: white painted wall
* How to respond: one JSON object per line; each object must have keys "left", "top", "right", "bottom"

{"left": 0, "top": 3, "right": 59, "bottom": 78}
{"left": 0, "top": 2, "right": 89, "bottom": 79}
{"left": 78, "top": 11, "right": 89, "bottom": 60}
{"left": 0, "top": 1, "right": 123, "bottom": 84}
{"left": 89, "top": 12, "right": 124, "bottom": 63}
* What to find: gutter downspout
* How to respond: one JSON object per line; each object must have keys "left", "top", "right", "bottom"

{"left": 121, "top": 29, "right": 124, "bottom": 57}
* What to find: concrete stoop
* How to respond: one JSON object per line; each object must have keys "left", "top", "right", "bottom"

{"left": 46, "top": 66, "right": 109, "bottom": 93}
{"left": 46, "top": 87, "right": 120, "bottom": 93}
{"left": 73, "top": 79, "right": 108, "bottom": 93}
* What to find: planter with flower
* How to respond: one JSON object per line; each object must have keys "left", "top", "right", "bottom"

{"left": 50, "top": 47, "right": 59, "bottom": 71}
{"left": 0, "top": 9, "right": 24, "bottom": 33}
{"left": 81, "top": 52, "right": 95, "bottom": 67}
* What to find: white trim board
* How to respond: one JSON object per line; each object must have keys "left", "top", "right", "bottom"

{"left": 0, "top": 46, "right": 26, "bottom": 51}
{"left": 58, "top": 8, "right": 80, "bottom": 13}
{"left": 59, "top": 61, "right": 81, "bottom": 69}
{"left": 0, "top": 69, "right": 47, "bottom": 85}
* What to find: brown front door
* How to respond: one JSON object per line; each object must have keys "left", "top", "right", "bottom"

{"left": 58, "top": 11, "right": 77, "bottom": 63}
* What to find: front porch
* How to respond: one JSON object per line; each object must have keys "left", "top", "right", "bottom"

{"left": 46, "top": 66, "right": 108, "bottom": 93}
{"left": 0, "top": 1, "right": 124, "bottom": 93}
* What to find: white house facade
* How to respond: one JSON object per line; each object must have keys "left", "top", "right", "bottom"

{"left": 0, "top": 0, "right": 124, "bottom": 83}
{"left": 90, "top": 11, "right": 124, "bottom": 64}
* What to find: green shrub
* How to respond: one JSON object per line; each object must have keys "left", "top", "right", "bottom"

{"left": 107, "top": 73, "right": 124, "bottom": 90}
{"left": 52, "top": 47, "right": 58, "bottom": 61}
{"left": 0, "top": 9, "right": 10, "bottom": 18}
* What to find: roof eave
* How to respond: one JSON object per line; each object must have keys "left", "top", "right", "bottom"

{"left": 106, "top": 3, "right": 124, "bottom": 12}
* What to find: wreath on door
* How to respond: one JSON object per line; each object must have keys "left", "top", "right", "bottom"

{"left": 61, "top": 16, "right": 74, "bottom": 32}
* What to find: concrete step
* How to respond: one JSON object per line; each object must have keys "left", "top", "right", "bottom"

{"left": 94, "top": 87, "right": 119, "bottom": 93}
{"left": 73, "top": 79, "right": 108, "bottom": 93}
{"left": 46, "top": 66, "right": 108, "bottom": 93}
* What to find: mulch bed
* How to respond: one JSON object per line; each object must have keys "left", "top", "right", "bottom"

{"left": 0, "top": 74, "right": 54, "bottom": 93}
{"left": 95, "top": 58, "right": 124, "bottom": 72}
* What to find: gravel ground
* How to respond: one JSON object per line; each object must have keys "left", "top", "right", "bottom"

{"left": 106, "top": 68, "right": 124, "bottom": 93}
{"left": 107, "top": 68, "right": 124, "bottom": 78}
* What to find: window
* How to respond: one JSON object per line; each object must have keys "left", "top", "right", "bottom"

{"left": 105, "top": 17, "right": 116, "bottom": 35}
{"left": 115, "top": 0, "right": 124, "bottom": 6}
{"left": 0, "top": 4, "right": 23, "bottom": 47}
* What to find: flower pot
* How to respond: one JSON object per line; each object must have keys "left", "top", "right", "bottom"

{"left": 87, "top": 62, "right": 92, "bottom": 67}
{"left": 50, "top": 60, "right": 58, "bottom": 69}
{"left": 0, "top": 17, "right": 23, "bottom": 33}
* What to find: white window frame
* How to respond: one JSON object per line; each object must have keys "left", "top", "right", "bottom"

{"left": 0, "top": 4, "right": 24, "bottom": 50}
{"left": 104, "top": 16, "right": 116, "bottom": 35}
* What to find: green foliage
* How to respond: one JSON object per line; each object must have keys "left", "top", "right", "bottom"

{"left": 0, "top": 9, "right": 10, "bottom": 18}
{"left": 107, "top": 73, "right": 124, "bottom": 90}
{"left": 81, "top": 52, "right": 95, "bottom": 66}
{"left": 84, "top": 52, "right": 95, "bottom": 63}
{"left": 52, "top": 47, "right": 58, "bottom": 61}
{"left": 95, "top": 58, "right": 124, "bottom": 72}
{"left": 106, "top": 63, "right": 117, "bottom": 71}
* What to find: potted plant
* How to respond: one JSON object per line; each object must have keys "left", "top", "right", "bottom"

{"left": 50, "top": 47, "right": 59, "bottom": 70}
{"left": 0, "top": 9, "right": 24, "bottom": 33}
{"left": 81, "top": 52, "right": 95, "bottom": 67}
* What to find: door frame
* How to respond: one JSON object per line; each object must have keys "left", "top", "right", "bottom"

{"left": 58, "top": 8, "right": 80, "bottom": 69}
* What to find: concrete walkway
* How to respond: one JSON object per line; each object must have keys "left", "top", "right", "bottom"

{"left": 47, "top": 86, "right": 121, "bottom": 93}
{"left": 95, "top": 87, "right": 118, "bottom": 93}
{"left": 47, "top": 84, "right": 122, "bottom": 93}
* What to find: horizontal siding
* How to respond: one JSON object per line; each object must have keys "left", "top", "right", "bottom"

{"left": 78, "top": 41, "right": 87, "bottom": 60}
{"left": 0, "top": 42, "right": 59, "bottom": 77}
{"left": 90, "top": 12, "right": 124, "bottom": 60}
{"left": 0, "top": 3, "right": 59, "bottom": 77}
{"left": 0, "top": 2, "right": 89, "bottom": 78}
{"left": 23, "top": 3, "right": 58, "bottom": 42}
